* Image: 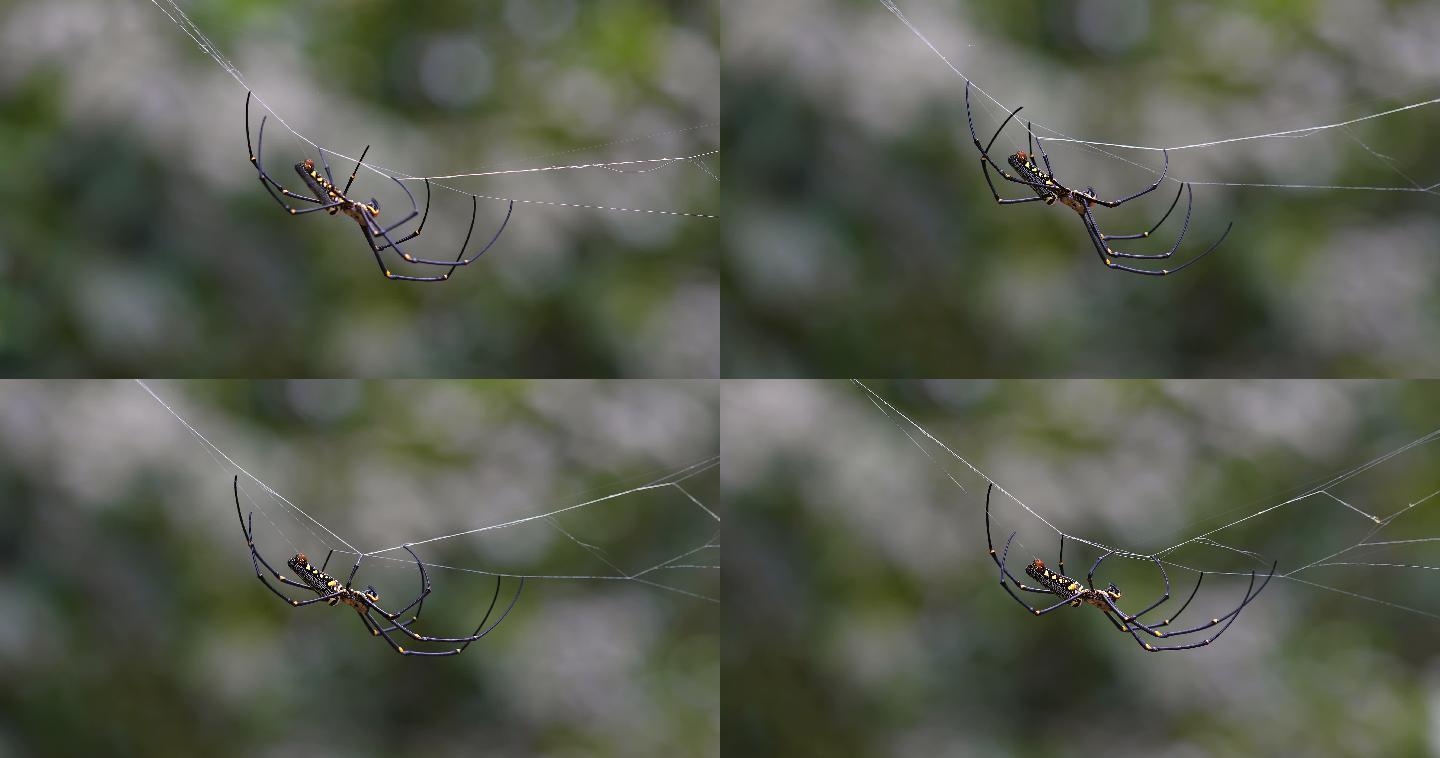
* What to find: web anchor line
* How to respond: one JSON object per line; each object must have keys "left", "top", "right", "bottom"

{"left": 145, "top": 0, "right": 720, "bottom": 219}
{"left": 878, "top": 0, "right": 1440, "bottom": 194}
{"left": 135, "top": 380, "right": 720, "bottom": 602}
{"left": 853, "top": 379, "right": 1440, "bottom": 619}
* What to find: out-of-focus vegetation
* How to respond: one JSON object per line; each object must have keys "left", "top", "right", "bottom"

{"left": 724, "top": 380, "right": 1440, "bottom": 756}
{"left": 724, "top": 0, "right": 1440, "bottom": 377}
{"left": 0, "top": 380, "right": 719, "bottom": 756}
{"left": 0, "top": 1, "right": 718, "bottom": 377}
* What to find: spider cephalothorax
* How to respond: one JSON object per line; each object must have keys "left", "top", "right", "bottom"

{"left": 244, "top": 91, "right": 513, "bottom": 282}
{"left": 966, "top": 81, "right": 1232, "bottom": 277}
{"left": 236, "top": 477, "right": 523, "bottom": 656}
{"left": 984, "top": 483, "right": 1275, "bottom": 652}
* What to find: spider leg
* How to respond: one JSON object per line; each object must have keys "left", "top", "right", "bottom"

{"left": 247, "top": 104, "right": 345, "bottom": 215}
{"left": 342, "top": 145, "right": 371, "bottom": 197}
{"left": 1098, "top": 183, "right": 1184, "bottom": 241}
{"left": 1115, "top": 562, "right": 1276, "bottom": 650}
{"left": 1083, "top": 201, "right": 1232, "bottom": 276}
{"left": 1001, "top": 532, "right": 1086, "bottom": 614}
{"left": 984, "top": 484, "right": 1065, "bottom": 603}
{"left": 1125, "top": 572, "right": 1204, "bottom": 631}
{"left": 391, "top": 196, "right": 514, "bottom": 272}
{"left": 1030, "top": 122, "right": 1057, "bottom": 178}
{"left": 985, "top": 484, "right": 1046, "bottom": 591}
{"left": 1093, "top": 553, "right": 1176, "bottom": 621}
{"left": 1099, "top": 610, "right": 1133, "bottom": 633}
{"left": 1081, "top": 150, "right": 1168, "bottom": 208}
{"left": 233, "top": 475, "right": 336, "bottom": 603}
{"left": 363, "top": 224, "right": 455, "bottom": 282}
{"left": 964, "top": 82, "right": 1051, "bottom": 202}
{"left": 371, "top": 177, "right": 426, "bottom": 243}
{"left": 979, "top": 164, "right": 1047, "bottom": 205}
{"left": 365, "top": 544, "right": 431, "bottom": 624}
{"left": 365, "top": 576, "right": 524, "bottom": 656}
{"left": 316, "top": 148, "right": 336, "bottom": 185}
{"left": 1098, "top": 185, "right": 1192, "bottom": 260}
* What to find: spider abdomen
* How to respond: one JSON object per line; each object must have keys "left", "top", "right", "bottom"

{"left": 287, "top": 553, "right": 341, "bottom": 596}
{"left": 1025, "top": 560, "right": 1083, "bottom": 602}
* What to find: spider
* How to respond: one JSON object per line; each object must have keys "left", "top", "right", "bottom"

{"left": 244, "top": 92, "right": 513, "bottom": 282}
{"left": 983, "top": 484, "right": 1276, "bottom": 652}
{"left": 965, "top": 81, "right": 1232, "bottom": 277}
{"left": 234, "top": 476, "right": 524, "bottom": 656}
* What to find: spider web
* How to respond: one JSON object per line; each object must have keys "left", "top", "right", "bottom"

{"left": 878, "top": 0, "right": 1440, "bottom": 197}
{"left": 136, "top": 380, "right": 721, "bottom": 604}
{"left": 146, "top": 0, "right": 719, "bottom": 220}
{"left": 854, "top": 380, "right": 1440, "bottom": 622}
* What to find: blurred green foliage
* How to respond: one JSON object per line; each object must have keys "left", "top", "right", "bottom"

{"left": 724, "top": 0, "right": 1440, "bottom": 377}
{"left": 0, "top": 0, "right": 718, "bottom": 377}
{"left": 0, "top": 380, "right": 718, "bottom": 756}
{"left": 724, "top": 380, "right": 1440, "bottom": 756}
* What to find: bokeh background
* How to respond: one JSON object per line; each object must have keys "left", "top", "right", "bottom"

{"left": 725, "top": 0, "right": 1440, "bottom": 377}
{"left": 725, "top": 380, "right": 1440, "bottom": 756}
{"left": 0, "top": 380, "right": 719, "bottom": 757}
{"left": 0, "top": 0, "right": 718, "bottom": 377}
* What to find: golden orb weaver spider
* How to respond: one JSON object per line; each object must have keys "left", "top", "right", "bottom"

{"left": 965, "top": 81, "right": 1232, "bottom": 277}
{"left": 244, "top": 92, "right": 514, "bottom": 282}
{"left": 234, "top": 477, "right": 523, "bottom": 656}
{"left": 984, "top": 484, "right": 1276, "bottom": 652}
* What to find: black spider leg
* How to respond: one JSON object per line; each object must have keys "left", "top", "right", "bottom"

{"left": 392, "top": 196, "right": 514, "bottom": 273}
{"left": 361, "top": 223, "right": 453, "bottom": 282}
{"left": 984, "top": 485, "right": 1086, "bottom": 613}
{"left": 1083, "top": 196, "right": 1233, "bottom": 276}
{"left": 1092, "top": 184, "right": 1192, "bottom": 261}
{"left": 1082, "top": 550, "right": 1200, "bottom": 635}
{"left": 362, "top": 184, "right": 510, "bottom": 281}
{"left": 370, "top": 178, "right": 429, "bottom": 251}
{"left": 1124, "top": 560, "right": 1275, "bottom": 638}
{"left": 363, "top": 575, "right": 525, "bottom": 656}
{"left": 1086, "top": 551, "right": 1177, "bottom": 619}
{"left": 1001, "top": 534, "right": 1088, "bottom": 615}
{"left": 1069, "top": 148, "right": 1169, "bottom": 209}
{"left": 341, "top": 145, "right": 371, "bottom": 197}
{"left": 1111, "top": 562, "right": 1276, "bottom": 652}
{"left": 1127, "top": 571, "right": 1204, "bottom": 632}
{"left": 348, "top": 544, "right": 432, "bottom": 626}
{"left": 244, "top": 92, "right": 344, "bottom": 216}
{"left": 1079, "top": 550, "right": 1137, "bottom": 632}
{"left": 233, "top": 476, "right": 346, "bottom": 607}
{"left": 1119, "top": 561, "right": 1272, "bottom": 639}
{"left": 315, "top": 145, "right": 373, "bottom": 216}
{"left": 1096, "top": 183, "right": 1185, "bottom": 244}
{"left": 984, "top": 484, "right": 1051, "bottom": 596}
{"left": 1077, "top": 549, "right": 1207, "bottom": 634}
{"left": 964, "top": 82, "right": 1051, "bottom": 204}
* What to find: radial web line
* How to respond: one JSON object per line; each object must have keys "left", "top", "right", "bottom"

{"left": 136, "top": 380, "right": 719, "bottom": 601}
{"left": 854, "top": 380, "right": 1440, "bottom": 618}
{"left": 144, "top": 0, "right": 720, "bottom": 219}
{"left": 878, "top": 0, "right": 1440, "bottom": 194}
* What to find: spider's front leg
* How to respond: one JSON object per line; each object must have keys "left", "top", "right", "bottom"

{"left": 244, "top": 93, "right": 345, "bottom": 216}
{"left": 234, "top": 476, "right": 341, "bottom": 605}
{"left": 1080, "top": 150, "right": 1169, "bottom": 209}
{"left": 964, "top": 82, "right": 1049, "bottom": 205}
{"left": 358, "top": 544, "right": 432, "bottom": 625}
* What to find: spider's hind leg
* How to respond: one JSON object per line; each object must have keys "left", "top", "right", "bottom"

{"left": 1099, "top": 183, "right": 1184, "bottom": 243}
